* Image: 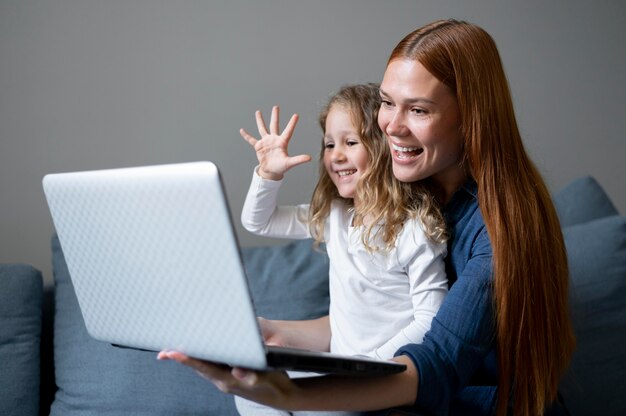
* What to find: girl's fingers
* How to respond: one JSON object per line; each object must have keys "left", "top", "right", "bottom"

{"left": 286, "top": 154, "right": 312, "bottom": 170}
{"left": 282, "top": 113, "right": 299, "bottom": 141}
{"left": 255, "top": 110, "right": 269, "bottom": 136}
{"left": 239, "top": 128, "right": 258, "bottom": 147}
{"left": 270, "top": 105, "right": 280, "bottom": 135}
{"left": 250, "top": 106, "right": 297, "bottom": 142}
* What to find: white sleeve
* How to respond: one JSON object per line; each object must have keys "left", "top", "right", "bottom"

{"left": 240, "top": 167, "right": 311, "bottom": 239}
{"left": 374, "top": 219, "right": 448, "bottom": 359}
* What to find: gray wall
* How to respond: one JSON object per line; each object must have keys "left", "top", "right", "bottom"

{"left": 2, "top": 0, "right": 625, "bottom": 285}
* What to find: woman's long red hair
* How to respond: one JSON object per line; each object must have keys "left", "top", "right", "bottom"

{"left": 389, "top": 19, "right": 575, "bottom": 415}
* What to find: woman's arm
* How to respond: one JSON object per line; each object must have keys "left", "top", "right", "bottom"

{"left": 157, "top": 352, "right": 418, "bottom": 412}
{"left": 395, "top": 224, "right": 495, "bottom": 412}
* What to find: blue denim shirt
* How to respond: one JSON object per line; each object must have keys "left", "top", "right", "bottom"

{"left": 395, "top": 181, "right": 498, "bottom": 415}
{"left": 387, "top": 182, "right": 569, "bottom": 416}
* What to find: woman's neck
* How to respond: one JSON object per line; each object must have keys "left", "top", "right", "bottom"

{"left": 433, "top": 165, "right": 470, "bottom": 204}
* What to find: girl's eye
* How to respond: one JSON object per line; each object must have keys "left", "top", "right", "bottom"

{"left": 324, "top": 142, "right": 334, "bottom": 149}
{"left": 347, "top": 140, "right": 359, "bottom": 147}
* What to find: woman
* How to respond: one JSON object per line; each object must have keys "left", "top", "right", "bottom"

{"left": 159, "top": 19, "right": 575, "bottom": 416}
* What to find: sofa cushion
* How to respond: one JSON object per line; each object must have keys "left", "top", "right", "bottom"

{"left": 560, "top": 215, "right": 626, "bottom": 415}
{"left": 553, "top": 175, "right": 618, "bottom": 227}
{"left": 50, "top": 235, "right": 329, "bottom": 415}
{"left": 0, "top": 264, "right": 43, "bottom": 416}
{"left": 242, "top": 240, "right": 330, "bottom": 320}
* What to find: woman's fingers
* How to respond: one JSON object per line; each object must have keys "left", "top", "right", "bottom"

{"left": 158, "top": 351, "right": 274, "bottom": 395}
{"left": 158, "top": 351, "right": 236, "bottom": 388}
{"left": 232, "top": 367, "right": 260, "bottom": 386}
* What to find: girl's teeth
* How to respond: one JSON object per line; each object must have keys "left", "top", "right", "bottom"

{"left": 337, "top": 170, "right": 356, "bottom": 176}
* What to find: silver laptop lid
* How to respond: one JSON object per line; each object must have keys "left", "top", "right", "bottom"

{"left": 43, "top": 161, "right": 268, "bottom": 369}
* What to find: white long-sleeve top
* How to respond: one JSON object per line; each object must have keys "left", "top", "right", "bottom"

{"left": 241, "top": 168, "right": 448, "bottom": 359}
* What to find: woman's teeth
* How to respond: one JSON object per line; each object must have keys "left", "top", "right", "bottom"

{"left": 392, "top": 143, "right": 423, "bottom": 158}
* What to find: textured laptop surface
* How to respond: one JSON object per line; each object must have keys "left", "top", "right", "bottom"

{"left": 43, "top": 162, "right": 268, "bottom": 369}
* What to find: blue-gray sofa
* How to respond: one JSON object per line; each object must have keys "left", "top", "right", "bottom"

{"left": 1, "top": 176, "right": 624, "bottom": 416}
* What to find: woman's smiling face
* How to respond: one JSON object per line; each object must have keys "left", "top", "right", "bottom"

{"left": 378, "top": 59, "right": 467, "bottom": 197}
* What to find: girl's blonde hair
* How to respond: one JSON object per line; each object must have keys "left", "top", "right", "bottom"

{"left": 389, "top": 19, "right": 575, "bottom": 415}
{"left": 309, "top": 83, "right": 447, "bottom": 251}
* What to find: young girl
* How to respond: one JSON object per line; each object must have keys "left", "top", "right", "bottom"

{"left": 240, "top": 84, "right": 448, "bottom": 361}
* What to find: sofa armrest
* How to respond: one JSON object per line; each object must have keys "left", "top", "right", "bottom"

{"left": 0, "top": 264, "right": 43, "bottom": 416}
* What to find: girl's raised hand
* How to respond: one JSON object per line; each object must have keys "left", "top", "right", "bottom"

{"left": 240, "top": 105, "right": 312, "bottom": 181}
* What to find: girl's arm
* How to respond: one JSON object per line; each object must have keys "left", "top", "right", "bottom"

{"left": 241, "top": 168, "right": 311, "bottom": 238}
{"left": 374, "top": 220, "right": 448, "bottom": 359}
{"left": 259, "top": 315, "right": 331, "bottom": 352}
{"left": 240, "top": 105, "right": 312, "bottom": 238}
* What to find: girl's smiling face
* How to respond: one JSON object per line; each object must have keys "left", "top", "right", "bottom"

{"left": 323, "top": 104, "right": 369, "bottom": 201}
{"left": 378, "top": 59, "right": 467, "bottom": 198}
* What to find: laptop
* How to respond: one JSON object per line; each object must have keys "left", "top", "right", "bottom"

{"left": 42, "top": 161, "right": 406, "bottom": 376}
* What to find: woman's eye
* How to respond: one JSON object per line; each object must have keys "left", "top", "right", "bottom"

{"left": 412, "top": 108, "right": 426, "bottom": 115}
{"left": 381, "top": 99, "right": 392, "bottom": 107}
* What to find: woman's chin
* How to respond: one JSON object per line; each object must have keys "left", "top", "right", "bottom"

{"left": 392, "top": 163, "right": 423, "bottom": 183}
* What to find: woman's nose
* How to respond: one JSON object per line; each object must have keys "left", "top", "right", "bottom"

{"left": 385, "top": 112, "right": 408, "bottom": 137}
